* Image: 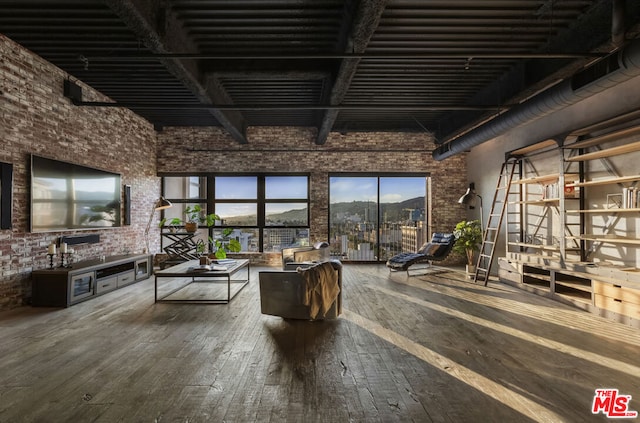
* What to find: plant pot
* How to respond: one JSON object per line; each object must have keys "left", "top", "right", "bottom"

{"left": 184, "top": 222, "right": 198, "bottom": 233}
{"left": 466, "top": 264, "right": 476, "bottom": 279}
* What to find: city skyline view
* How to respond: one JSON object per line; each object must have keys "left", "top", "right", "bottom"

{"left": 330, "top": 176, "right": 428, "bottom": 261}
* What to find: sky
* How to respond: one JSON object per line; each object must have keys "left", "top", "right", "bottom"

{"left": 214, "top": 176, "right": 308, "bottom": 218}
{"left": 330, "top": 176, "right": 427, "bottom": 204}
{"left": 215, "top": 176, "right": 307, "bottom": 199}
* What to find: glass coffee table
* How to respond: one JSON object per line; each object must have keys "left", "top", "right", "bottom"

{"left": 154, "top": 259, "right": 250, "bottom": 304}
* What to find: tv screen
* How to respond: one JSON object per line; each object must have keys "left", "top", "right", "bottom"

{"left": 30, "top": 155, "right": 122, "bottom": 232}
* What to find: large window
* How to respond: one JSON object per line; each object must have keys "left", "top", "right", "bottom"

{"left": 160, "top": 174, "right": 309, "bottom": 253}
{"left": 329, "top": 174, "right": 429, "bottom": 262}
{"left": 263, "top": 176, "right": 309, "bottom": 251}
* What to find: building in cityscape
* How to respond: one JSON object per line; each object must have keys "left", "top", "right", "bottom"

{"left": 401, "top": 221, "right": 427, "bottom": 253}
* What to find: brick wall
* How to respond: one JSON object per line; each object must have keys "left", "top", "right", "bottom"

{"left": 0, "top": 34, "right": 158, "bottom": 310}
{"left": 1, "top": 33, "right": 469, "bottom": 310}
{"left": 157, "top": 126, "right": 469, "bottom": 263}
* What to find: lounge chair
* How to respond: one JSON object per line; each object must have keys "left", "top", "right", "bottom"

{"left": 386, "top": 233, "right": 455, "bottom": 275}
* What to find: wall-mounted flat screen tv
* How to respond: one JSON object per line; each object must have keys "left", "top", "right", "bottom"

{"left": 30, "top": 155, "right": 121, "bottom": 232}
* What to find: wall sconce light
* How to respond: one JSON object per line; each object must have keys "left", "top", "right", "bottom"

{"left": 458, "top": 182, "right": 483, "bottom": 230}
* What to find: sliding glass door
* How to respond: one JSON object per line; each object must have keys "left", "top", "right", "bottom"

{"left": 329, "top": 174, "right": 429, "bottom": 262}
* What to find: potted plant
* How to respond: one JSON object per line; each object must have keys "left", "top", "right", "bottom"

{"left": 183, "top": 205, "right": 220, "bottom": 233}
{"left": 453, "top": 219, "right": 483, "bottom": 274}
{"left": 159, "top": 206, "right": 220, "bottom": 234}
{"left": 158, "top": 217, "right": 182, "bottom": 233}
{"left": 209, "top": 227, "right": 242, "bottom": 259}
{"left": 186, "top": 209, "right": 240, "bottom": 259}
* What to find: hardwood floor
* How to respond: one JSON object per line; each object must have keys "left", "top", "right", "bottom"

{"left": 0, "top": 265, "right": 638, "bottom": 422}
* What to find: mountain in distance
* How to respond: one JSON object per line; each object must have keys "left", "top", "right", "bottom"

{"left": 225, "top": 207, "right": 308, "bottom": 226}
{"left": 267, "top": 207, "right": 307, "bottom": 224}
{"left": 223, "top": 197, "right": 425, "bottom": 225}
{"left": 330, "top": 196, "right": 425, "bottom": 222}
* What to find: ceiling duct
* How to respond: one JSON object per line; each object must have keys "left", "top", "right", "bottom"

{"left": 432, "top": 38, "right": 640, "bottom": 161}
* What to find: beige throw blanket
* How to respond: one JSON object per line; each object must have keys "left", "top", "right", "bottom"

{"left": 298, "top": 262, "right": 340, "bottom": 319}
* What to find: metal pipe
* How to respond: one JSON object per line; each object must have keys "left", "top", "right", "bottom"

{"left": 432, "top": 38, "right": 640, "bottom": 161}
{"left": 612, "top": 0, "right": 626, "bottom": 48}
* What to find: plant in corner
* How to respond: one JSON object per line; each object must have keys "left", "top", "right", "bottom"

{"left": 453, "top": 219, "right": 483, "bottom": 272}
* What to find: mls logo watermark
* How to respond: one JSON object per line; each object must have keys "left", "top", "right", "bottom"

{"left": 592, "top": 389, "right": 638, "bottom": 418}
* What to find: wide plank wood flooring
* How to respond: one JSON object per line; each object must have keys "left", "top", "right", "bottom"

{"left": 0, "top": 265, "right": 639, "bottom": 422}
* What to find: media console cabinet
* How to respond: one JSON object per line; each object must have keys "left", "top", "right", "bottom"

{"left": 31, "top": 254, "right": 151, "bottom": 307}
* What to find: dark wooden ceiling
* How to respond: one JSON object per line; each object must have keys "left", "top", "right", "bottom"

{"left": 2, "top": 0, "right": 640, "bottom": 145}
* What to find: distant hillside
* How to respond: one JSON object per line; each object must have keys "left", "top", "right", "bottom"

{"left": 222, "top": 197, "right": 424, "bottom": 225}
{"left": 224, "top": 207, "right": 307, "bottom": 226}
{"left": 266, "top": 207, "right": 307, "bottom": 225}
{"left": 330, "top": 197, "right": 425, "bottom": 222}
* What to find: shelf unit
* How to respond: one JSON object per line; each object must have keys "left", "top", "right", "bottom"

{"left": 505, "top": 156, "right": 581, "bottom": 261}
{"left": 522, "top": 264, "right": 552, "bottom": 290}
{"left": 564, "top": 141, "right": 640, "bottom": 162}
{"left": 498, "top": 116, "right": 640, "bottom": 328}
{"left": 565, "top": 138, "right": 640, "bottom": 255}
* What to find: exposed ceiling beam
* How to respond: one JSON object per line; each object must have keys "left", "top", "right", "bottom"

{"left": 79, "top": 52, "right": 607, "bottom": 60}
{"left": 5, "top": 0, "right": 621, "bottom": 134}
{"left": 67, "top": 100, "right": 511, "bottom": 111}
{"left": 209, "top": 71, "right": 330, "bottom": 80}
{"left": 104, "top": 0, "right": 248, "bottom": 143}
{"left": 316, "top": 0, "right": 389, "bottom": 145}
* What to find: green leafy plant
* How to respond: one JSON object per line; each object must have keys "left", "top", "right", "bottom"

{"left": 184, "top": 204, "right": 203, "bottom": 223}
{"left": 453, "top": 219, "right": 483, "bottom": 266}
{"left": 158, "top": 217, "right": 183, "bottom": 231}
{"left": 159, "top": 205, "right": 220, "bottom": 232}
{"left": 161, "top": 209, "right": 240, "bottom": 258}
{"left": 210, "top": 228, "right": 241, "bottom": 259}
{"left": 183, "top": 205, "right": 223, "bottom": 232}
{"left": 196, "top": 238, "right": 207, "bottom": 255}
{"left": 202, "top": 212, "right": 218, "bottom": 227}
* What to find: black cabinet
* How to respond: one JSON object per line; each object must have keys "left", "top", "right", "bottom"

{"left": 31, "top": 254, "right": 150, "bottom": 307}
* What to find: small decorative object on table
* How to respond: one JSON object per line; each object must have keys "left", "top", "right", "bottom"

{"left": 46, "top": 243, "right": 57, "bottom": 269}
{"left": 59, "top": 243, "right": 73, "bottom": 268}
{"left": 60, "top": 252, "right": 73, "bottom": 268}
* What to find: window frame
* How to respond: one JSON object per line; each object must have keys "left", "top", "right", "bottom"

{"left": 159, "top": 172, "right": 310, "bottom": 252}
{"left": 328, "top": 172, "right": 430, "bottom": 262}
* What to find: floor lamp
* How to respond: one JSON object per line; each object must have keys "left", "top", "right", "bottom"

{"left": 458, "top": 183, "right": 483, "bottom": 230}
{"left": 145, "top": 196, "right": 172, "bottom": 254}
